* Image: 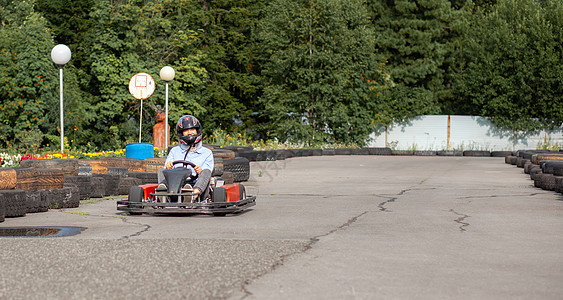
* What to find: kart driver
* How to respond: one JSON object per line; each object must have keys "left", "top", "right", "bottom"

{"left": 158, "top": 115, "right": 214, "bottom": 202}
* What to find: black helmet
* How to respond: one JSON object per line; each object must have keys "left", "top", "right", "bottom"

{"left": 176, "top": 115, "right": 202, "bottom": 146}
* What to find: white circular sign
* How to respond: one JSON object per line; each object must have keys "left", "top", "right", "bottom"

{"left": 128, "top": 73, "right": 155, "bottom": 100}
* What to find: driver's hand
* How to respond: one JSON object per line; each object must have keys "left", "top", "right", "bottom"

{"left": 194, "top": 166, "right": 203, "bottom": 174}
{"left": 165, "top": 161, "right": 173, "bottom": 169}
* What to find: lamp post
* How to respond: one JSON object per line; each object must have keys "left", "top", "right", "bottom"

{"left": 51, "top": 44, "right": 71, "bottom": 153}
{"left": 159, "top": 66, "right": 175, "bottom": 150}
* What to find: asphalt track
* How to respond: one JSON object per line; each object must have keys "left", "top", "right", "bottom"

{"left": 1, "top": 156, "right": 562, "bottom": 299}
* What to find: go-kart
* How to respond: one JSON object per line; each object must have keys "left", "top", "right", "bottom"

{"left": 116, "top": 160, "right": 256, "bottom": 216}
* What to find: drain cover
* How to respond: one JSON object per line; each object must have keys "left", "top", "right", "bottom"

{"left": 0, "top": 226, "right": 86, "bottom": 238}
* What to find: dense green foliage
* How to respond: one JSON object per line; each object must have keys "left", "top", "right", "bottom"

{"left": 0, "top": 0, "right": 561, "bottom": 151}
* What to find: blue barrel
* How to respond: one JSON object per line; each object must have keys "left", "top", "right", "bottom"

{"left": 125, "top": 143, "right": 154, "bottom": 159}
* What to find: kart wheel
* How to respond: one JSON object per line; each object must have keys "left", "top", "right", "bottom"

{"left": 127, "top": 186, "right": 144, "bottom": 215}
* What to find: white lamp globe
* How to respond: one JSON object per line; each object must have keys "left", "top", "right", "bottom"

{"left": 51, "top": 44, "right": 72, "bottom": 66}
{"left": 160, "top": 66, "right": 175, "bottom": 82}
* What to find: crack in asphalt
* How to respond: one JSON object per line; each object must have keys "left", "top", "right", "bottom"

{"left": 237, "top": 210, "right": 369, "bottom": 300}
{"left": 377, "top": 189, "right": 410, "bottom": 212}
{"left": 449, "top": 209, "right": 470, "bottom": 232}
{"left": 120, "top": 218, "right": 151, "bottom": 239}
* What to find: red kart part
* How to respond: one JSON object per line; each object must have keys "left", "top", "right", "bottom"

{"left": 222, "top": 183, "right": 243, "bottom": 202}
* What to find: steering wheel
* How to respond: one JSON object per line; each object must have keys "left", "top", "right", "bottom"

{"left": 172, "top": 160, "right": 198, "bottom": 181}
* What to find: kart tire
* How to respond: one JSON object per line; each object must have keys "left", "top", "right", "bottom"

{"left": 107, "top": 167, "right": 128, "bottom": 178}
{"left": 127, "top": 186, "right": 143, "bottom": 215}
{"left": 144, "top": 158, "right": 166, "bottom": 173}
{"left": 0, "top": 168, "right": 17, "bottom": 190}
{"left": 79, "top": 159, "right": 107, "bottom": 174}
{"left": 213, "top": 157, "right": 224, "bottom": 177}
{"left": 491, "top": 151, "right": 513, "bottom": 157}
{"left": 414, "top": 150, "right": 436, "bottom": 156}
{"left": 128, "top": 172, "right": 158, "bottom": 184}
{"left": 78, "top": 163, "right": 93, "bottom": 176}
{"left": 64, "top": 176, "right": 92, "bottom": 200}
{"left": 221, "top": 171, "right": 235, "bottom": 185}
{"left": 0, "top": 194, "right": 5, "bottom": 222}
{"left": 223, "top": 157, "right": 250, "bottom": 182}
{"left": 25, "top": 190, "right": 43, "bottom": 213}
{"left": 62, "top": 184, "right": 80, "bottom": 208}
{"left": 212, "top": 149, "right": 236, "bottom": 159}
{"left": 463, "top": 150, "right": 491, "bottom": 157}
{"left": 366, "top": 147, "right": 392, "bottom": 155}
{"left": 20, "top": 158, "right": 79, "bottom": 176}
{"left": 392, "top": 150, "right": 414, "bottom": 156}
{"left": 14, "top": 167, "right": 38, "bottom": 191}
{"left": 0, "top": 189, "right": 26, "bottom": 217}
{"left": 90, "top": 177, "right": 105, "bottom": 198}
{"left": 117, "top": 178, "right": 142, "bottom": 195}
{"left": 35, "top": 168, "right": 64, "bottom": 190}
{"left": 94, "top": 174, "right": 120, "bottom": 196}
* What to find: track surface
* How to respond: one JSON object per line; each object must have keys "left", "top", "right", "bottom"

{"left": 1, "top": 156, "right": 562, "bottom": 299}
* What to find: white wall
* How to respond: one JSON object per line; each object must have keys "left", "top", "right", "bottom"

{"left": 368, "top": 115, "right": 563, "bottom": 151}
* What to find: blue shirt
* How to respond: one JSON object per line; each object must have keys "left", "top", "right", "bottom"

{"left": 165, "top": 143, "right": 214, "bottom": 178}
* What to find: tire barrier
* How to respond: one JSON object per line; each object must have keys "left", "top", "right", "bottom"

{"left": 43, "top": 184, "right": 80, "bottom": 209}
{"left": 63, "top": 176, "right": 91, "bottom": 200}
{"left": 220, "top": 171, "right": 234, "bottom": 185}
{"left": 107, "top": 167, "right": 128, "bottom": 178}
{"left": 506, "top": 150, "right": 563, "bottom": 195}
{"left": 0, "top": 168, "right": 17, "bottom": 190}
{"left": 437, "top": 150, "right": 463, "bottom": 156}
{"left": 103, "top": 157, "right": 145, "bottom": 173}
{"left": 79, "top": 159, "right": 107, "bottom": 174}
{"left": 78, "top": 163, "right": 93, "bottom": 176}
{"left": 14, "top": 167, "right": 38, "bottom": 191}
{"left": 463, "top": 150, "right": 491, "bottom": 157}
{"left": 90, "top": 177, "right": 106, "bottom": 198}
{"left": 144, "top": 158, "right": 166, "bottom": 173}
{"left": 223, "top": 157, "right": 250, "bottom": 182}
{"left": 128, "top": 172, "right": 158, "bottom": 184}
{"left": 213, "top": 157, "right": 224, "bottom": 177}
{"left": 0, "top": 189, "right": 26, "bottom": 217}
{"left": 35, "top": 169, "right": 64, "bottom": 190}
{"left": 117, "top": 177, "right": 142, "bottom": 195}
{"left": 95, "top": 174, "right": 120, "bottom": 196}
{"left": 25, "top": 190, "right": 44, "bottom": 213}
{"left": 20, "top": 158, "right": 79, "bottom": 176}
{"left": 0, "top": 194, "right": 5, "bottom": 222}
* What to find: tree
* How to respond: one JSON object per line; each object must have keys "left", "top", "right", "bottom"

{"left": 455, "top": 0, "right": 562, "bottom": 131}
{"left": 367, "top": 0, "right": 459, "bottom": 118}
{"left": 256, "top": 0, "right": 390, "bottom": 146}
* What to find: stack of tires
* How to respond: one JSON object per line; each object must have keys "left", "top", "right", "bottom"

{"left": 505, "top": 150, "right": 563, "bottom": 194}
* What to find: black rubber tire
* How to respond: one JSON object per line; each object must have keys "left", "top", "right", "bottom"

{"left": 62, "top": 183, "right": 80, "bottom": 208}
{"left": 64, "top": 176, "right": 92, "bottom": 200}
{"left": 436, "top": 151, "right": 463, "bottom": 156}
{"left": 127, "top": 186, "right": 144, "bottom": 215}
{"left": 221, "top": 171, "right": 235, "bottom": 185}
{"left": 90, "top": 177, "right": 106, "bottom": 198}
{"left": 392, "top": 150, "right": 414, "bottom": 156}
{"left": 414, "top": 150, "right": 436, "bottom": 156}
{"left": 117, "top": 178, "right": 142, "bottom": 195}
{"left": 107, "top": 167, "right": 129, "bottom": 178}
{"left": 335, "top": 148, "right": 352, "bottom": 155}
{"left": 221, "top": 145, "right": 253, "bottom": 152}
{"left": 25, "top": 190, "right": 43, "bottom": 213}
{"left": 14, "top": 167, "right": 38, "bottom": 191}
{"left": 78, "top": 163, "right": 93, "bottom": 176}
{"left": 212, "top": 149, "right": 236, "bottom": 159}
{"left": 505, "top": 155, "right": 515, "bottom": 164}
{"left": 223, "top": 157, "right": 250, "bottom": 182}
{"left": 20, "top": 158, "right": 79, "bottom": 176}
{"left": 94, "top": 174, "right": 120, "bottom": 196}
{"left": 350, "top": 148, "right": 369, "bottom": 155}
{"left": 463, "top": 150, "right": 491, "bottom": 157}
{"left": 0, "top": 189, "right": 27, "bottom": 217}
{"left": 366, "top": 147, "right": 392, "bottom": 155}
{"left": 35, "top": 168, "right": 64, "bottom": 190}
{"left": 0, "top": 194, "right": 5, "bottom": 222}
{"left": 491, "top": 151, "right": 513, "bottom": 157}
{"left": 542, "top": 161, "right": 563, "bottom": 174}
{"left": 128, "top": 172, "right": 158, "bottom": 184}
{"left": 554, "top": 177, "right": 563, "bottom": 193}
{"left": 539, "top": 174, "right": 556, "bottom": 191}
{"left": 321, "top": 149, "right": 335, "bottom": 156}
{"left": 509, "top": 156, "right": 518, "bottom": 165}
{"left": 554, "top": 166, "right": 563, "bottom": 176}
{"left": 213, "top": 157, "right": 224, "bottom": 177}
{"left": 236, "top": 151, "right": 258, "bottom": 162}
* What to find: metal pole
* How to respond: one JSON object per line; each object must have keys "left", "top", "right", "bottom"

{"left": 139, "top": 98, "right": 143, "bottom": 143}
{"left": 59, "top": 67, "right": 64, "bottom": 153}
{"left": 165, "top": 82, "right": 169, "bottom": 150}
